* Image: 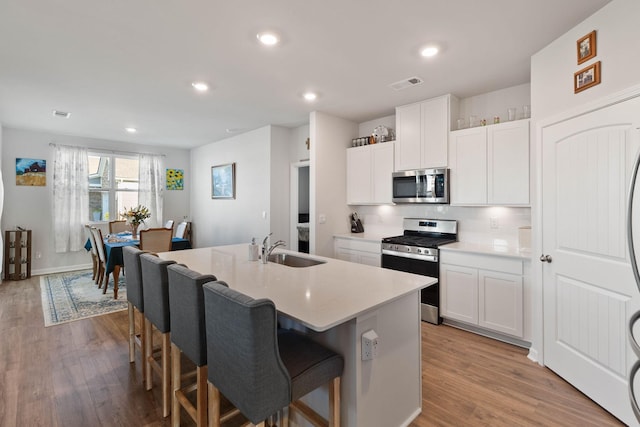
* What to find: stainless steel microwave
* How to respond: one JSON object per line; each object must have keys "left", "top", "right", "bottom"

{"left": 392, "top": 168, "right": 449, "bottom": 204}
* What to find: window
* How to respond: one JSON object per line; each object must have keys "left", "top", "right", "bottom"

{"left": 88, "top": 152, "right": 139, "bottom": 221}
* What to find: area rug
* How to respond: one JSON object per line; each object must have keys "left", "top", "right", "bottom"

{"left": 40, "top": 269, "right": 127, "bottom": 327}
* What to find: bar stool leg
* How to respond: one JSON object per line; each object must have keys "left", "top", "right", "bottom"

{"left": 196, "top": 365, "right": 208, "bottom": 426}
{"left": 171, "top": 344, "right": 181, "bottom": 427}
{"left": 162, "top": 332, "right": 171, "bottom": 418}
{"left": 145, "top": 319, "right": 153, "bottom": 390}
{"left": 128, "top": 303, "right": 136, "bottom": 363}
{"left": 329, "top": 377, "right": 341, "bottom": 427}
{"left": 208, "top": 382, "right": 221, "bottom": 427}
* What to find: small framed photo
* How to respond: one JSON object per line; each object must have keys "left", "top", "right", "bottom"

{"left": 574, "top": 61, "right": 601, "bottom": 94}
{"left": 577, "top": 30, "right": 596, "bottom": 65}
{"left": 211, "top": 163, "right": 235, "bottom": 199}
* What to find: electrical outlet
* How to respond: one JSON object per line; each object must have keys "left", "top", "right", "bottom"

{"left": 318, "top": 214, "right": 326, "bottom": 224}
{"left": 490, "top": 217, "right": 499, "bottom": 229}
{"left": 361, "top": 329, "right": 379, "bottom": 361}
{"left": 36, "top": 251, "right": 42, "bottom": 259}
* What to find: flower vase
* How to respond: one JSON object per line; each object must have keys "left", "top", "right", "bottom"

{"left": 131, "top": 223, "right": 138, "bottom": 239}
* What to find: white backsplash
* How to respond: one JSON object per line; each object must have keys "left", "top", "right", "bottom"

{"left": 352, "top": 204, "right": 531, "bottom": 248}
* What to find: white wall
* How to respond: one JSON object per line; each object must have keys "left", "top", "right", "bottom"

{"left": 531, "top": 0, "right": 640, "bottom": 121}
{"left": 529, "top": 0, "right": 640, "bottom": 365}
{"left": 270, "top": 126, "right": 293, "bottom": 245}
{"left": 190, "top": 126, "right": 271, "bottom": 248}
{"left": 459, "top": 83, "right": 531, "bottom": 125}
{"left": 310, "top": 112, "right": 358, "bottom": 257}
{"left": 1, "top": 127, "right": 190, "bottom": 274}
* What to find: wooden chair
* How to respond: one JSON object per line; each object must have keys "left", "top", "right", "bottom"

{"left": 123, "top": 246, "right": 149, "bottom": 386}
{"left": 203, "top": 281, "right": 344, "bottom": 427}
{"left": 174, "top": 221, "right": 188, "bottom": 239}
{"left": 139, "top": 228, "right": 173, "bottom": 253}
{"left": 167, "top": 264, "right": 218, "bottom": 426}
{"left": 90, "top": 227, "right": 110, "bottom": 289}
{"left": 109, "top": 220, "right": 129, "bottom": 234}
{"left": 140, "top": 253, "right": 177, "bottom": 418}
{"left": 85, "top": 224, "right": 99, "bottom": 282}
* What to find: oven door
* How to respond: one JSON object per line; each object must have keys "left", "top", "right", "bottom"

{"left": 381, "top": 253, "right": 441, "bottom": 324}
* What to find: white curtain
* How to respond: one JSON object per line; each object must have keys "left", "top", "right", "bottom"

{"left": 53, "top": 145, "right": 89, "bottom": 253}
{"left": 139, "top": 154, "right": 164, "bottom": 228}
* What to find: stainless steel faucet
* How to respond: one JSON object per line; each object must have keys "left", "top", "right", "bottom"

{"left": 261, "top": 233, "right": 286, "bottom": 263}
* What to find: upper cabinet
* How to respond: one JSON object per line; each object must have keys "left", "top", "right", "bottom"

{"left": 449, "top": 119, "right": 530, "bottom": 206}
{"left": 395, "top": 94, "right": 459, "bottom": 171}
{"left": 347, "top": 142, "right": 395, "bottom": 205}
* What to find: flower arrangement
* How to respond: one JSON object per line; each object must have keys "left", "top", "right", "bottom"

{"left": 120, "top": 205, "right": 151, "bottom": 228}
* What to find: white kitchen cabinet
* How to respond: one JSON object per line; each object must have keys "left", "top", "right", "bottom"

{"left": 395, "top": 94, "right": 458, "bottom": 171}
{"left": 334, "top": 237, "right": 381, "bottom": 267}
{"left": 449, "top": 119, "right": 530, "bottom": 206}
{"left": 440, "top": 249, "right": 525, "bottom": 339}
{"left": 346, "top": 142, "right": 394, "bottom": 205}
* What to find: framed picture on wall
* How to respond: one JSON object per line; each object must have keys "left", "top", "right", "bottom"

{"left": 16, "top": 158, "right": 46, "bottom": 186}
{"left": 577, "top": 30, "right": 597, "bottom": 64}
{"left": 211, "top": 163, "right": 236, "bottom": 199}
{"left": 574, "top": 61, "right": 601, "bottom": 93}
{"left": 166, "top": 168, "right": 184, "bottom": 190}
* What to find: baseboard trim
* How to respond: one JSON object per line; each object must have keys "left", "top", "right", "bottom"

{"left": 32, "top": 263, "right": 93, "bottom": 276}
{"left": 442, "top": 318, "right": 531, "bottom": 349}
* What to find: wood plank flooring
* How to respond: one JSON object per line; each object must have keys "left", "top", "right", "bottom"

{"left": 0, "top": 276, "right": 625, "bottom": 426}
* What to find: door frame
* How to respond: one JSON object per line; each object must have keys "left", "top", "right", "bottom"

{"left": 532, "top": 82, "right": 640, "bottom": 366}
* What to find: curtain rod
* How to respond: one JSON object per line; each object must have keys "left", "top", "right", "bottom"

{"left": 49, "top": 143, "right": 166, "bottom": 157}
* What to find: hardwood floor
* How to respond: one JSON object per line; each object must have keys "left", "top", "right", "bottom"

{"left": 0, "top": 276, "right": 624, "bottom": 426}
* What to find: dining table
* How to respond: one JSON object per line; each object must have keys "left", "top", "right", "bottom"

{"left": 85, "top": 232, "right": 192, "bottom": 299}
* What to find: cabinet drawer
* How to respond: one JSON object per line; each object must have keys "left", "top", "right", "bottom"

{"left": 334, "top": 238, "right": 381, "bottom": 254}
{"left": 440, "top": 250, "right": 522, "bottom": 275}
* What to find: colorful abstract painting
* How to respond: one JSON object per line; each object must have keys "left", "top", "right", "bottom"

{"left": 166, "top": 168, "right": 184, "bottom": 190}
{"left": 16, "top": 158, "right": 46, "bottom": 186}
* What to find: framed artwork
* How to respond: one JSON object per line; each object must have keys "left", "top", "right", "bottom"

{"left": 211, "top": 163, "right": 235, "bottom": 199}
{"left": 574, "top": 61, "right": 601, "bottom": 93}
{"left": 166, "top": 168, "right": 184, "bottom": 190}
{"left": 16, "top": 158, "right": 46, "bottom": 186}
{"left": 577, "top": 30, "right": 596, "bottom": 64}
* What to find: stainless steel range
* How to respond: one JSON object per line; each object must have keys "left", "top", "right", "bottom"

{"left": 381, "top": 218, "right": 457, "bottom": 324}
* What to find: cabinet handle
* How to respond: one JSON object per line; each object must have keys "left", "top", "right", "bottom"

{"left": 539, "top": 254, "right": 552, "bottom": 263}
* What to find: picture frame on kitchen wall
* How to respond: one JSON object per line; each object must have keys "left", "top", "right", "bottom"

{"left": 211, "top": 162, "right": 235, "bottom": 199}
{"left": 574, "top": 61, "right": 601, "bottom": 93}
{"left": 577, "top": 30, "right": 596, "bottom": 64}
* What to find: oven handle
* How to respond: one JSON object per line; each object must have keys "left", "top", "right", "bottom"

{"left": 382, "top": 249, "right": 437, "bottom": 262}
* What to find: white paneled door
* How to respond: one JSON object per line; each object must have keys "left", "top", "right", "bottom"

{"left": 542, "top": 95, "right": 640, "bottom": 425}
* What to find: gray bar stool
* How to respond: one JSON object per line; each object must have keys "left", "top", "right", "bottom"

{"left": 140, "top": 253, "right": 177, "bottom": 418}
{"left": 203, "top": 281, "right": 344, "bottom": 427}
{"left": 167, "top": 264, "right": 217, "bottom": 427}
{"left": 123, "top": 246, "right": 149, "bottom": 385}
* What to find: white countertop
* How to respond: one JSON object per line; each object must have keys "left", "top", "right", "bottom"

{"left": 439, "top": 241, "right": 532, "bottom": 260}
{"left": 158, "top": 244, "right": 435, "bottom": 332}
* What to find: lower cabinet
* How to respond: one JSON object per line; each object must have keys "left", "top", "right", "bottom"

{"left": 333, "top": 237, "right": 381, "bottom": 267}
{"left": 440, "top": 250, "right": 524, "bottom": 339}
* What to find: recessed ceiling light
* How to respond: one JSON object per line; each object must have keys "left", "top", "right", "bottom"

{"left": 191, "top": 82, "right": 209, "bottom": 92}
{"left": 52, "top": 110, "right": 71, "bottom": 118}
{"left": 303, "top": 92, "right": 317, "bottom": 101}
{"left": 420, "top": 46, "right": 439, "bottom": 57}
{"left": 257, "top": 32, "right": 279, "bottom": 46}
{"left": 125, "top": 127, "right": 137, "bottom": 133}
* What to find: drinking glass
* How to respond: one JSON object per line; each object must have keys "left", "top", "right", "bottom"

{"left": 507, "top": 108, "right": 517, "bottom": 121}
{"left": 523, "top": 105, "right": 531, "bottom": 119}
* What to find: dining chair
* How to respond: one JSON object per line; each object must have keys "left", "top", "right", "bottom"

{"left": 123, "top": 246, "right": 149, "bottom": 386}
{"left": 140, "top": 253, "right": 177, "bottom": 418}
{"left": 203, "top": 281, "right": 344, "bottom": 427}
{"left": 139, "top": 227, "right": 173, "bottom": 253}
{"left": 85, "top": 224, "right": 99, "bottom": 282}
{"left": 164, "top": 219, "right": 174, "bottom": 230}
{"left": 90, "top": 227, "right": 110, "bottom": 289}
{"left": 174, "top": 221, "right": 188, "bottom": 239}
{"left": 167, "top": 264, "right": 218, "bottom": 427}
{"left": 109, "top": 220, "right": 129, "bottom": 234}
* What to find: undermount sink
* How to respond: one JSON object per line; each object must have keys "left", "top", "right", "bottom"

{"left": 268, "top": 253, "right": 326, "bottom": 268}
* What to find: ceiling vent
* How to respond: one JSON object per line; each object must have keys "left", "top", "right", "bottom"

{"left": 390, "top": 76, "right": 424, "bottom": 91}
{"left": 52, "top": 110, "right": 71, "bottom": 118}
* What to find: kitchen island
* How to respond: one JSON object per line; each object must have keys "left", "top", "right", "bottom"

{"left": 158, "top": 244, "right": 436, "bottom": 427}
